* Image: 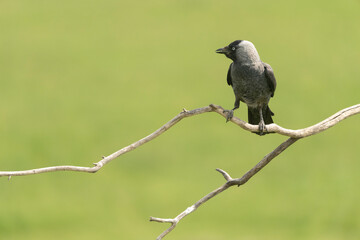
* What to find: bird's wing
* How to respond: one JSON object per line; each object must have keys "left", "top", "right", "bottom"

{"left": 263, "top": 62, "right": 277, "bottom": 97}
{"left": 227, "top": 63, "right": 233, "bottom": 86}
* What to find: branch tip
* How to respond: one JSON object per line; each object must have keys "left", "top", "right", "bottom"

{"left": 216, "top": 168, "right": 232, "bottom": 181}
{"left": 150, "top": 217, "right": 175, "bottom": 224}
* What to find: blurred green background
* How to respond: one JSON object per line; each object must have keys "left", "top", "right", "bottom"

{"left": 0, "top": 0, "right": 359, "bottom": 239}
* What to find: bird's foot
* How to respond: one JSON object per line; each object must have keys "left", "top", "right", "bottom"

{"left": 223, "top": 109, "right": 234, "bottom": 122}
{"left": 258, "top": 120, "right": 267, "bottom": 136}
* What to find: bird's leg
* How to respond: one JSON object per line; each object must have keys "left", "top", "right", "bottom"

{"left": 258, "top": 107, "right": 266, "bottom": 135}
{"left": 223, "top": 99, "right": 240, "bottom": 122}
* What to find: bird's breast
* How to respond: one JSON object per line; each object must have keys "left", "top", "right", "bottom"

{"left": 230, "top": 63, "right": 271, "bottom": 107}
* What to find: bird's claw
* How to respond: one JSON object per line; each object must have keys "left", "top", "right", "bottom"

{"left": 258, "top": 121, "right": 267, "bottom": 136}
{"left": 223, "top": 109, "right": 234, "bottom": 122}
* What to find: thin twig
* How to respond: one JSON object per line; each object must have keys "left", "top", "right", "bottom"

{"left": 216, "top": 168, "right": 233, "bottom": 181}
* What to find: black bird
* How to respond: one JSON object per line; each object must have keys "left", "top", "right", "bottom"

{"left": 216, "top": 40, "right": 277, "bottom": 135}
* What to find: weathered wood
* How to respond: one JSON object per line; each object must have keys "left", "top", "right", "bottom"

{"left": 0, "top": 103, "right": 359, "bottom": 240}
{"left": 1, "top": 104, "right": 358, "bottom": 177}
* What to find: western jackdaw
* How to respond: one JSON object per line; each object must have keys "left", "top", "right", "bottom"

{"left": 216, "top": 40, "right": 277, "bottom": 135}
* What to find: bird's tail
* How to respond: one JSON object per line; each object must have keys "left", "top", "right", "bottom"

{"left": 248, "top": 105, "right": 274, "bottom": 135}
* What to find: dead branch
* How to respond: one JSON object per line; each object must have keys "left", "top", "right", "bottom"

{"left": 148, "top": 104, "right": 360, "bottom": 239}
{"left": 1, "top": 104, "right": 358, "bottom": 178}
{"left": 0, "top": 103, "right": 359, "bottom": 239}
{"left": 150, "top": 137, "right": 299, "bottom": 239}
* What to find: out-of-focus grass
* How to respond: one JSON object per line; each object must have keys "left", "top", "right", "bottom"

{"left": 0, "top": 0, "right": 359, "bottom": 239}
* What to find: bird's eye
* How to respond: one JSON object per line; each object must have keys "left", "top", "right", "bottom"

{"left": 232, "top": 47, "right": 236, "bottom": 51}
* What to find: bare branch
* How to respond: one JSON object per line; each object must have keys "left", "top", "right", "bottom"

{"left": 0, "top": 104, "right": 359, "bottom": 178}
{"left": 150, "top": 137, "right": 298, "bottom": 239}
{"left": 233, "top": 137, "right": 299, "bottom": 186}
{"left": 0, "top": 106, "right": 212, "bottom": 177}
{"left": 149, "top": 103, "right": 359, "bottom": 239}
{"left": 0, "top": 103, "right": 359, "bottom": 239}
{"left": 210, "top": 104, "right": 360, "bottom": 137}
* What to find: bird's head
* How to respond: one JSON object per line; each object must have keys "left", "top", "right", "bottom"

{"left": 216, "top": 40, "right": 260, "bottom": 63}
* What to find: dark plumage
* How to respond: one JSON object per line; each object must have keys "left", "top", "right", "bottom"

{"left": 216, "top": 40, "right": 277, "bottom": 135}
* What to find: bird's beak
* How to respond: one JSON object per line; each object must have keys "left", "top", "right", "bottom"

{"left": 215, "top": 46, "right": 229, "bottom": 54}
